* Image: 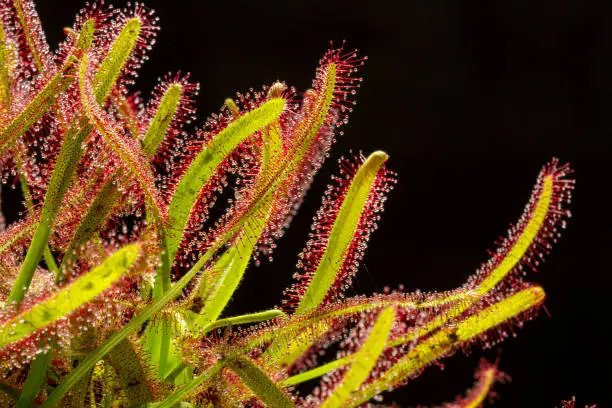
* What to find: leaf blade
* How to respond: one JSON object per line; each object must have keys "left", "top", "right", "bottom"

{"left": 39, "top": 245, "right": 219, "bottom": 408}
{"left": 166, "top": 97, "right": 285, "bottom": 265}
{"left": 0, "top": 244, "right": 141, "bottom": 349}
{"left": 321, "top": 307, "right": 395, "bottom": 408}
{"left": 295, "top": 151, "right": 390, "bottom": 315}
{"left": 226, "top": 356, "right": 295, "bottom": 408}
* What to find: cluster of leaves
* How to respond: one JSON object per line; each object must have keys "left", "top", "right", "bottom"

{"left": 0, "top": 0, "right": 582, "bottom": 407}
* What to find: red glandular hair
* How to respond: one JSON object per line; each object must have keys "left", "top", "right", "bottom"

{"left": 468, "top": 159, "right": 574, "bottom": 291}
{"left": 146, "top": 72, "right": 199, "bottom": 191}
{"left": 290, "top": 160, "right": 574, "bottom": 403}
{"left": 282, "top": 153, "right": 395, "bottom": 312}
{"left": 103, "top": 3, "right": 159, "bottom": 92}
{"left": 0, "top": 0, "right": 52, "bottom": 79}
{"left": 167, "top": 88, "right": 272, "bottom": 272}
{"left": 0, "top": 255, "right": 143, "bottom": 370}
{"left": 156, "top": 45, "right": 366, "bottom": 275}
{"left": 270, "top": 45, "right": 366, "bottom": 247}
{"left": 559, "top": 397, "right": 597, "bottom": 408}
{"left": 55, "top": 1, "right": 117, "bottom": 67}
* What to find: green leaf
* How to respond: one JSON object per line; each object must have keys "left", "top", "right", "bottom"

{"left": 12, "top": 0, "right": 51, "bottom": 73}
{"left": 79, "top": 53, "right": 165, "bottom": 226}
{"left": 105, "top": 338, "right": 154, "bottom": 405}
{"left": 15, "top": 156, "right": 59, "bottom": 276}
{"left": 62, "top": 78, "right": 179, "bottom": 272}
{"left": 152, "top": 363, "right": 222, "bottom": 408}
{"left": 0, "top": 244, "right": 141, "bottom": 349}
{"left": 280, "top": 356, "right": 350, "bottom": 388}
{"left": 248, "top": 290, "right": 475, "bottom": 358}
{"left": 191, "top": 202, "right": 272, "bottom": 332}
{"left": 321, "top": 307, "right": 395, "bottom": 408}
{"left": 201, "top": 309, "right": 285, "bottom": 335}
{"left": 166, "top": 97, "right": 285, "bottom": 265}
{"left": 39, "top": 245, "right": 219, "bottom": 408}
{"left": 0, "top": 18, "right": 95, "bottom": 157}
{"left": 142, "top": 83, "right": 183, "bottom": 156}
{"left": 348, "top": 286, "right": 545, "bottom": 407}
{"left": 9, "top": 13, "right": 144, "bottom": 301}
{"left": 17, "top": 349, "right": 52, "bottom": 408}
{"left": 142, "top": 314, "right": 192, "bottom": 385}
{"left": 0, "top": 20, "right": 12, "bottom": 107}
{"left": 226, "top": 356, "right": 295, "bottom": 408}
{"left": 189, "top": 117, "right": 285, "bottom": 332}
{"left": 13, "top": 120, "right": 88, "bottom": 291}
{"left": 296, "top": 151, "right": 389, "bottom": 315}
{"left": 94, "top": 17, "right": 141, "bottom": 103}
{"left": 59, "top": 175, "right": 122, "bottom": 272}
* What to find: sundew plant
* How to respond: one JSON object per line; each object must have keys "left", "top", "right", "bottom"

{"left": 0, "top": 1, "right": 579, "bottom": 407}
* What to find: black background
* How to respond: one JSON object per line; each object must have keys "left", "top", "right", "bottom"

{"left": 7, "top": 0, "right": 610, "bottom": 406}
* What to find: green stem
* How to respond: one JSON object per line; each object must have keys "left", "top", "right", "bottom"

{"left": 225, "top": 356, "right": 295, "bottom": 407}
{"left": 105, "top": 339, "right": 154, "bottom": 405}
{"left": 279, "top": 357, "right": 350, "bottom": 388}
{"left": 163, "top": 363, "right": 189, "bottom": 384}
{"left": 40, "top": 245, "right": 218, "bottom": 408}
{"left": 16, "top": 168, "right": 59, "bottom": 276}
{"left": 201, "top": 309, "right": 286, "bottom": 335}
{"left": 17, "top": 349, "right": 52, "bottom": 407}
{"left": 154, "top": 363, "right": 222, "bottom": 408}
{"left": 8, "top": 119, "right": 92, "bottom": 304}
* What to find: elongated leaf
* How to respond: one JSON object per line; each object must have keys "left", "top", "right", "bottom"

{"left": 153, "top": 363, "right": 222, "bottom": 408}
{"left": 226, "top": 356, "right": 295, "bottom": 408}
{"left": 12, "top": 0, "right": 52, "bottom": 73}
{"left": 260, "top": 152, "right": 393, "bottom": 366}
{"left": 94, "top": 17, "right": 141, "bottom": 103}
{"left": 296, "top": 151, "right": 389, "bottom": 315}
{"left": 142, "top": 313, "right": 192, "bottom": 385}
{"left": 477, "top": 175, "right": 556, "bottom": 295}
{"left": 60, "top": 175, "right": 122, "bottom": 271}
{"left": 62, "top": 81, "right": 183, "bottom": 271}
{"left": 348, "top": 286, "right": 545, "bottom": 407}
{"left": 321, "top": 307, "right": 394, "bottom": 408}
{"left": 142, "top": 83, "right": 183, "bottom": 156}
{"left": 148, "top": 114, "right": 284, "bottom": 386}
{"left": 17, "top": 349, "right": 52, "bottom": 408}
{"left": 0, "top": 21, "right": 12, "bottom": 107}
{"left": 191, "top": 197, "right": 273, "bottom": 332}
{"left": 9, "top": 14, "right": 144, "bottom": 301}
{"left": 189, "top": 116, "right": 285, "bottom": 332}
{"left": 389, "top": 165, "right": 570, "bottom": 346}
{"left": 15, "top": 155, "right": 58, "bottom": 275}
{"left": 40, "top": 244, "right": 219, "bottom": 408}
{"left": 79, "top": 53, "right": 166, "bottom": 225}
{"left": 0, "top": 18, "right": 95, "bottom": 158}
{"left": 166, "top": 97, "right": 285, "bottom": 265}
{"left": 0, "top": 244, "right": 141, "bottom": 349}
{"left": 105, "top": 338, "right": 154, "bottom": 405}
{"left": 201, "top": 309, "right": 285, "bottom": 334}
{"left": 247, "top": 290, "right": 476, "bottom": 355}
{"left": 280, "top": 357, "right": 350, "bottom": 388}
